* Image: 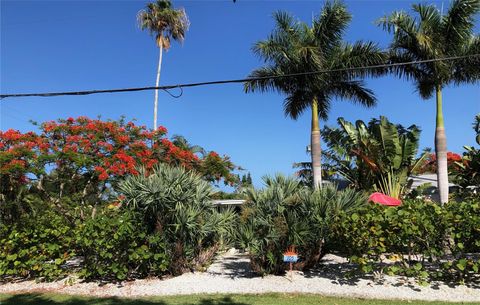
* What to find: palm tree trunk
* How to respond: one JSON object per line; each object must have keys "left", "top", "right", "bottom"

{"left": 435, "top": 85, "right": 448, "bottom": 204}
{"left": 153, "top": 45, "right": 163, "bottom": 130}
{"left": 311, "top": 96, "right": 322, "bottom": 189}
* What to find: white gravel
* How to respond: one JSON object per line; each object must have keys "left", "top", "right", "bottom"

{"left": 1, "top": 250, "right": 479, "bottom": 303}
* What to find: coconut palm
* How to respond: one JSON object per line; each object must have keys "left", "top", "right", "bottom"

{"left": 138, "top": 0, "right": 189, "bottom": 130}
{"left": 378, "top": 0, "right": 480, "bottom": 203}
{"left": 244, "top": 1, "right": 386, "bottom": 189}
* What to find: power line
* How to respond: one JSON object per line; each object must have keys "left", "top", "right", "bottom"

{"left": 1, "top": 54, "right": 478, "bottom": 100}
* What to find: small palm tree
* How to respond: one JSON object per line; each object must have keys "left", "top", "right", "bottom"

{"left": 171, "top": 134, "right": 206, "bottom": 156}
{"left": 474, "top": 114, "right": 480, "bottom": 145}
{"left": 138, "top": 0, "right": 189, "bottom": 130}
{"left": 378, "top": 0, "right": 480, "bottom": 203}
{"left": 245, "top": 1, "right": 386, "bottom": 189}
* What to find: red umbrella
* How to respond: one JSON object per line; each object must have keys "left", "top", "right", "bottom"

{"left": 369, "top": 192, "right": 402, "bottom": 206}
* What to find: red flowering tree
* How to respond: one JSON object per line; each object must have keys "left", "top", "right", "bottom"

{"left": 416, "top": 152, "right": 462, "bottom": 174}
{"left": 1, "top": 117, "right": 239, "bottom": 221}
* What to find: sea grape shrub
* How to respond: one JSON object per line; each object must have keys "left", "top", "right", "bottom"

{"left": 0, "top": 117, "right": 239, "bottom": 222}
{"left": 75, "top": 208, "right": 169, "bottom": 281}
{"left": 0, "top": 209, "right": 75, "bottom": 282}
{"left": 332, "top": 199, "right": 480, "bottom": 283}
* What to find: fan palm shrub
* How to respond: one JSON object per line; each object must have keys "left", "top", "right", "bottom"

{"left": 237, "top": 175, "right": 366, "bottom": 275}
{"left": 378, "top": 0, "right": 480, "bottom": 203}
{"left": 118, "top": 164, "right": 236, "bottom": 275}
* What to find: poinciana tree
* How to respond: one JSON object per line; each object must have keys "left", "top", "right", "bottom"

{"left": 0, "top": 117, "right": 239, "bottom": 222}
{"left": 244, "top": 1, "right": 386, "bottom": 189}
{"left": 138, "top": 0, "right": 189, "bottom": 130}
{"left": 378, "top": 0, "right": 480, "bottom": 203}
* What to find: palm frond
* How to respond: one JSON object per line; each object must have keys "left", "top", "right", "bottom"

{"left": 328, "top": 80, "right": 377, "bottom": 108}
{"left": 442, "top": 0, "right": 480, "bottom": 52}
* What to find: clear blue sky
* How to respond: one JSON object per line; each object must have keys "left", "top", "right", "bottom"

{"left": 1, "top": 0, "right": 479, "bottom": 188}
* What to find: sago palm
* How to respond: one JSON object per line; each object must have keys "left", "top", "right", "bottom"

{"left": 138, "top": 0, "right": 189, "bottom": 130}
{"left": 245, "top": 1, "right": 386, "bottom": 189}
{"left": 378, "top": 0, "right": 480, "bottom": 203}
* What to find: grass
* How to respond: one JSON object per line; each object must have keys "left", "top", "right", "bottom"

{"left": 1, "top": 293, "right": 478, "bottom": 305}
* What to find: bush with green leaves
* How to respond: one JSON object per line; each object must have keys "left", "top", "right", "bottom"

{"left": 75, "top": 209, "right": 169, "bottom": 281}
{"left": 332, "top": 199, "right": 480, "bottom": 283}
{"left": 237, "top": 175, "right": 367, "bottom": 275}
{"left": 0, "top": 210, "right": 75, "bottom": 282}
{"left": 118, "top": 163, "right": 236, "bottom": 275}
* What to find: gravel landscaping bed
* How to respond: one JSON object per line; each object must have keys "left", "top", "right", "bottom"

{"left": 1, "top": 250, "right": 479, "bottom": 302}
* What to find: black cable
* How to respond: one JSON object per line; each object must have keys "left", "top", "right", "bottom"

{"left": 0, "top": 54, "right": 478, "bottom": 100}
{"left": 163, "top": 86, "right": 183, "bottom": 99}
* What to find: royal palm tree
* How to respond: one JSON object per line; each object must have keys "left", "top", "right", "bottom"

{"left": 245, "top": 1, "right": 386, "bottom": 189}
{"left": 138, "top": 0, "right": 189, "bottom": 130}
{"left": 378, "top": 0, "right": 480, "bottom": 203}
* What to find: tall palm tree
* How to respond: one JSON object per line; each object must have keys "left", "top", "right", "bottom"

{"left": 244, "top": 1, "right": 386, "bottom": 188}
{"left": 138, "top": 0, "right": 189, "bottom": 130}
{"left": 378, "top": 0, "right": 480, "bottom": 203}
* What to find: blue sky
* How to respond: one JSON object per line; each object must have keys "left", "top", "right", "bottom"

{"left": 1, "top": 0, "right": 479, "bottom": 188}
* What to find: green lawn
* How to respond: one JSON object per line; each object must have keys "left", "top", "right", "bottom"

{"left": 1, "top": 293, "right": 478, "bottom": 305}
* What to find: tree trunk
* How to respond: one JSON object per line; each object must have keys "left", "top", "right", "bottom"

{"left": 311, "top": 96, "right": 322, "bottom": 189}
{"left": 153, "top": 45, "right": 163, "bottom": 130}
{"left": 435, "top": 85, "right": 449, "bottom": 205}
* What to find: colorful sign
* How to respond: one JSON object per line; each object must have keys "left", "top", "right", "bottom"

{"left": 283, "top": 246, "right": 298, "bottom": 263}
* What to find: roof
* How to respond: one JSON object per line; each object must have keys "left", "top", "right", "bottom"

{"left": 409, "top": 174, "right": 457, "bottom": 189}
{"left": 212, "top": 199, "right": 246, "bottom": 206}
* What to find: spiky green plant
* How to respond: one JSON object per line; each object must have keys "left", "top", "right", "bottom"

{"left": 118, "top": 164, "right": 235, "bottom": 274}
{"left": 238, "top": 175, "right": 366, "bottom": 275}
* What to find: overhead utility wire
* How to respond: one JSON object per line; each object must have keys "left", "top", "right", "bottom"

{"left": 1, "top": 54, "right": 478, "bottom": 100}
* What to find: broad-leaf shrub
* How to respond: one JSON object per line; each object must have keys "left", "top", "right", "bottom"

{"left": 332, "top": 199, "right": 480, "bottom": 283}
{"left": 75, "top": 209, "right": 169, "bottom": 281}
{"left": 0, "top": 209, "right": 74, "bottom": 281}
{"left": 118, "top": 164, "right": 236, "bottom": 275}
{"left": 237, "top": 175, "right": 366, "bottom": 275}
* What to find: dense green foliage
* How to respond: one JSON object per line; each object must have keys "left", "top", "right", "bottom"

{"left": 237, "top": 175, "right": 366, "bottom": 275}
{"left": 332, "top": 199, "right": 480, "bottom": 283}
{"left": 76, "top": 209, "right": 169, "bottom": 281}
{"left": 118, "top": 164, "right": 236, "bottom": 275}
{"left": 0, "top": 208, "right": 74, "bottom": 281}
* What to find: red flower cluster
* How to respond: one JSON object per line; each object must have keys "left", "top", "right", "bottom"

{"left": 417, "top": 152, "right": 463, "bottom": 174}
{"left": 1, "top": 117, "right": 197, "bottom": 184}
{"left": 1, "top": 117, "right": 238, "bottom": 188}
